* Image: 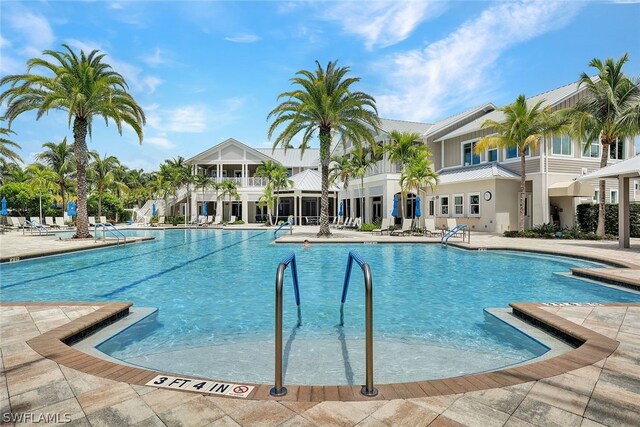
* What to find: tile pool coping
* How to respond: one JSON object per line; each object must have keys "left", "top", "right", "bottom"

{"left": 5, "top": 300, "right": 634, "bottom": 402}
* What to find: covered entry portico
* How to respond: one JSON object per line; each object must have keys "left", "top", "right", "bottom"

{"left": 276, "top": 169, "right": 339, "bottom": 225}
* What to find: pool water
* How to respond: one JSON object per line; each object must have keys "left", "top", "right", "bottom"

{"left": 1, "top": 229, "right": 638, "bottom": 385}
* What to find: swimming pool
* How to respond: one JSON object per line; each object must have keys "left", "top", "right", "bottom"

{"left": 1, "top": 229, "right": 638, "bottom": 385}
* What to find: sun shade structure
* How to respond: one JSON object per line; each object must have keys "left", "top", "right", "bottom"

{"left": 579, "top": 155, "right": 640, "bottom": 248}
{"left": 548, "top": 181, "right": 594, "bottom": 198}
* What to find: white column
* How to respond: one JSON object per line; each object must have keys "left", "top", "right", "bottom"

{"left": 293, "top": 194, "right": 298, "bottom": 225}
{"left": 619, "top": 175, "right": 630, "bottom": 248}
{"left": 241, "top": 194, "right": 249, "bottom": 223}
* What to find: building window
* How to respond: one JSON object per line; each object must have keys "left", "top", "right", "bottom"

{"left": 462, "top": 141, "right": 480, "bottom": 166}
{"left": 593, "top": 189, "right": 599, "bottom": 203}
{"left": 286, "top": 168, "right": 293, "bottom": 177}
{"left": 610, "top": 190, "right": 618, "bottom": 204}
{"left": 583, "top": 140, "right": 600, "bottom": 158}
{"left": 505, "top": 146, "right": 529, "bottom": 159}
{"left": 453, "top": 194, "right": 464, "bottom": 216}
{"left": 552, "top": 134, "right": 572, "bottom": 156}
{"left": 469, "top": 193, "right": 480, "bottom": 216}
{"left": 487, "top": 148, "right": 498, "bottom": 162}
{"left": 609, "top": 139, "right": 625, "bottom": 160}
{"left": 440, "top": 196, "right": 449, "bottom": 216}
{"left": 429, "top": 199, "right": 435, "bottom": 216}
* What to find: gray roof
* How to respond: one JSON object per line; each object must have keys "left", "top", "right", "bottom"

{"left": 286, "top": 169, "right": 339, "bottom": 192}
{"left": 426, "top": 103, "right": 496, "bottom": 136}
{"left": 378, "top": 118, "right": 434, "bottom": 137}
{"left": 256, "top": 148, "right": 320, "bottom": 168}
{"left": 437, "top": 79, "right": 593, "bottom": 141}
{"left": 578, "top": 155, "right": 640, "bottom": 180}
{"left": 438, "top": 163, "right": 520, "bottom": 184}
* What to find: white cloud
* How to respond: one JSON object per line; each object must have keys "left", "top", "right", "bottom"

{"left": 7, "top": 11, "right": 54, "bottom": 56}
{"left": 142, "top": 47, "right": 168, "bottom": 67}
{"left": 0, "top": 36, "right": 12, "bottom": 49}
{"left": 146, "top": 104, "right": 208, "bottom": 133}
{"left": 145, "top": 135, "right": 176, "bottom": 149}
{"left": 376, "top": 1, "right": 583, "bottom": 121}
{"left": 322, "top": 1, "right": 444, "bottom": 50}
{"left": 108, "top": 2, "right": 124, "bottom": 10}
{"left": 225, "top": 34, "right": 261, "bottom": 43}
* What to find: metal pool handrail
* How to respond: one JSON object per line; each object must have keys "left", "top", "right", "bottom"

{"left": 273, "top": 221, "right": 292, "bottom": 238}
{"left": 94, "top": 222, "right": 127, "bottom": 245}
{"left": 441, "top": 224, "right": 468, "bottom": 246}
{"left": 340, "top": 250, "right": 378, "bottom": 397}
{"left": 270, "top": 252, "right": 302, "bottom": 397}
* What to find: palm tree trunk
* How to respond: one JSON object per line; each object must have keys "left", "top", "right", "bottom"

{"left": 596, "top": 140, "right": 609, "bottom": 236}
{"left": 360, "top": 177, "right": 365, "bottom": 225}
{"left": 318, "top": 128, "right": 332, "bottom": 237}
{"left": 98, "top": 191, "right": 102, "bottom": 218}
{"left": 274, "top": 195, "right": 279, "bottom": 225}
{"left": 518, "top": 152, "right": 526, "bottom": 231}
{"left": 39, "top": 193, "right": 43, "bottom": 223}
{"left": 73, "top": 117, "right": 91, "bottom": 238}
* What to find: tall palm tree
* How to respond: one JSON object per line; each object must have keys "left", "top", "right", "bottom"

{"left": 268, "top": 60, "right": 380, "bottom": 237}
{"left": 385, "top": 131, "right": 422, "bottom": 219}
{"left": 218, "top": 179, "right": 239, "bottom": 221}
{"left": 475, "top": 95, "right": 564, "bottom": 231}
{"left": 35, "top": 137, "right": 74, "bottom": 217}
{"left": 400, "top": 149, "right": 438, "bottom": 226}
{"left": 567, "top": 53, "right": 640, "bottom": 236}
{"left": 349, "top": 146, "right": 381, "bottom": 223}
{"left": 88, "top": 153, "right": 124, "bottom": 219}
{"left": 255, "top": 160, "right": 292, "bottom": 225}
{"left": 0, "top": 126, "right": 23, "bottom": 166}
{"left": 26, "top": 163, "right": 57, "bottom": 223}
{"left": 0, "top": 44, "right": 145, "bottom": 238}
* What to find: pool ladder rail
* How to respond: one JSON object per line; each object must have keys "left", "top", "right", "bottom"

{"left": 441, "top": 224, "right": 469, "bottom": 246}
{"left": 271, "top": 252, "right": 301, "bottom": 397}
{"left": 94, "top": 222, "right": 127, "bottom": 245}
{"left": 273, "top": 221, "right": 293, "bottom": 238}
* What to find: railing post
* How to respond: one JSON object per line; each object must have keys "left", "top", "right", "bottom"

{"left": 271, "top": 253, "right": 301, "bottom": 397}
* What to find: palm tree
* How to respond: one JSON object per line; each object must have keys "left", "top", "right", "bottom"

{"left": 26, "top": 163, "right": 57, "bottom": 223}
{"left": 268, "top": 60, "right": 380, "bottom": 237}
{"left": 0, "top": 126, "right": 23, "bottom": 166}
{"left": 400, "top": 149, "right": 438, "bottom": 226}
{"left": 567, "top": 53, "right": 640, "bottom": 236}
{"left": 349, "top": 146, "right": 381, "bottom": 224}
{"left": 88, "top": 153, "right": 124, "bottom": 219}
{"left": 385, "top": 131, "right": 422, "bottom": 219}
{"left": 475, "top": 94, "right": 564, "bottom": 231}
{"left": 194, "top": 172, "right": 213, "bottom": 217}
{"left": 218, "top": 179, "right": 239, "bottom": 222}
{"left": 255, "top": 161, "right": 292, "bottom": 225}
{"left": 35, "top": 137, "right": 74, "bottom": 217}
{"left": 0, "top": 44, "right": 145, "bottom": 238}
{"left": 329, "top": 154, "right": 354, "bottom": 221}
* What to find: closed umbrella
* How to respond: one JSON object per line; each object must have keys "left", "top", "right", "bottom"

{"left": 1, "top": 197, "right": 7, "bottom": 216}
{"left": 338, "top": 200, "right": 343, "bottom": 217}
{"left": 152, "top": 203, "right": 157, "bottom": 217}
{"left": 391, "top": 194, "right": 399, "bottom": 218}
{"left": 415, "top": 196, "right": 421, "bottom": 218}
{"left": 68, "top": 201, "right": 77, "bottom": 217}
{"left": 202, "top": 202, "right": 207, "bottom": 217}
{"left": 67, "top": 200, "right": 73, "bottom": 217}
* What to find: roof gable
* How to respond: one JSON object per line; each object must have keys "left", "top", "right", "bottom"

{"left": 186, "top": 138, "right": 276, "bottom": 164}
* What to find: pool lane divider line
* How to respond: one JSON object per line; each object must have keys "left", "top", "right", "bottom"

{"left": 98, "top": 231, "right": 267, "bottom": 298}
{"left": 1, "top": 230, "right": 237, "bottom": 290}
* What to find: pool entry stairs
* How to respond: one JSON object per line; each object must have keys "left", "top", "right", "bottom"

{"left": 271, "top": 250, "right": 377, "bottom": 398}
{"left": 94, "top": 222, "right": 127, "bottom": 245}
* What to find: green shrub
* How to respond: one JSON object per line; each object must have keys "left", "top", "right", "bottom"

{"left": 577, "top": 203, "right": 640, "bottom": 237}
{"left": 358, "top": 223, "right": 377, "bottom": 232}
{"left": 232, "top": 220, "right": 245, "bottom": 225}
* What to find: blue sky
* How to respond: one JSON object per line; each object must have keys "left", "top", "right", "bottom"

{"left": 1, "top": 0, "right": 639, "bottom": 171}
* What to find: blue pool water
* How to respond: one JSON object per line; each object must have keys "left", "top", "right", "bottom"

{"left": 1, "top": 229, "right": 638, "bottom": 384}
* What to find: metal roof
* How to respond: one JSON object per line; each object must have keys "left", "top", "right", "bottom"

{"left": 286, "top": 169, "right": 339, "bottom": 192}
{"left": 437, "top": 79, "right": 593, "bottom": 141}
{"left": 256, "top": 148, "right": 320, "bottom": 168}
{"left": 426, "top": 103, "right": 496, "bottom": 136}
{"left": 378, "top": 118, "right": 434, "bottom": 136}
{"left": 438, "top": 163, "right": 520, "bottom": 184}
{"left": 578, "top": 155, "right": 640, "bottom": 180}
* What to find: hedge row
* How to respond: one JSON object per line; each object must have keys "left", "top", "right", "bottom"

{"left": 576, "top": 203, "right": 640, "bottom": 238}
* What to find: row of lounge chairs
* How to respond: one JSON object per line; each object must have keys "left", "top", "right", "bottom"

{"left": 331, "top": 217, "right": 362, "bottom": 229}
{"left": 372, "top": 218, "right": 462, "bottom": 237}
{"left": 5, "top": 216, "right": 72, "bottom": 231}
{"left": 150, "top": 215, "right": 235, "bottom": 227}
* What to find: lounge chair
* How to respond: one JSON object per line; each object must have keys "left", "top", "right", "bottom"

{"left": 99, "top": 216, "right": 107, "bottom": 224}
{"left": 390, "top": 218, "right": 413, "bottom": 236}
{"left": 88, "top": 216, "right": 96, "bottom": 227}
{"left": 44, "top": 216, "right": 57, "bottom": 228}
{"left": 346, "top": 217, "right": 361, "bottom": 229}
{"left": 157, "top": 216, "right": 165, "bottom": 226}
{"left": 211, "top": 216, "right": 222, "bottom": 227}
{"left": 372, "top": 218, "right": 391, "bottom": 235}
{"left": 337, "top": 217, "right": 352, "bottom": 229}
{"left": 423, "top": 218, "right": 442, "bottom": 237}
{"left": 55, "top": 217, "right": 69, "bottom": 230}
{"left": 228, "top": 215, "right": 237, "bottom": 224}
{"left": 10, "top": 217, "right": 23, "bottom": 229}
{"left": 445, "top": 218, "right": 464, "bottom": 238}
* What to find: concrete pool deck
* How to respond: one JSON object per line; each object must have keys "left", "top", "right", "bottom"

{"left": 1, "top": 227, "right": 639, "bottom": 425}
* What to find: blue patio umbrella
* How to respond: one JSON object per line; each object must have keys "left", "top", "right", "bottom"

{"left": 415, "top": 196, "right": 422, "bottom": 218}
{"left": 338, "top": 200, "right": 343, "bottom": 217}
{"left": 202, "top": 201, "right": 207, "bottom": 217}
{"left": 1, "top": 197, "right": 7, "bottom": 216}
{"left": 391, "top": 194, "right": 399, "bottom": 217}
{"left": 152, "top": 203, "right": 157, "bottom": 217}
{"left": 68, "top": 201, "right": 77, "bottom": 217}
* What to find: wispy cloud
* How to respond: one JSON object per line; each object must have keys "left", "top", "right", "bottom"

{"left": 376, "top": 1, "right": 583, "bottom": 121}
{"left": 322, "top": 1, "right": 445, "bottom": 50}
{"left": 145, "top": 135, "right": 176, "bottom": 149}
{"left": 7, "top": 10, "right": 54, "bottom": 56}
{"left": 225, "top": 34, "right": 261, "bottom": 43}
{"left": 146, "top": 104, "right": 208, "bottom": 133}
{"left": 142, "top": 47, "right": 168, "bottom": 67}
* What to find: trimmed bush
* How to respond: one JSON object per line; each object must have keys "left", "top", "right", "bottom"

{"left": 576, "top": 203, "right": 640, "bottom": 237}
{"left": 358, "top": 223, "right": 377, "bottom": 232}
